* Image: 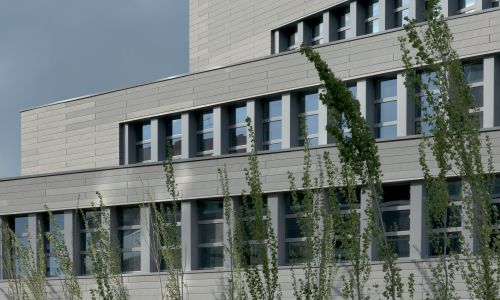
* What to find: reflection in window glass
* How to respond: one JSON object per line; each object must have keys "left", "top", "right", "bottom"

{"left": 166, "top": 117, "right": 182, "bottom": 158}
{"left": 229, "top": 105, "right": 247, "bottom": 153}
{"left": 43, "top": 213, "right": 64, "bottom": 277}
{"left": 374, "top": 78, "right": 397, "bottom": 139}
{"left": 198, "top": 199, "right": 224, "bottom": 269}
{"left": 310, "top": 17, "right": 324, "bottom": 45}
{"left": 365, "top": 0, "right": 380, "bottom": 34}
{"left": 136, "top": 121, "right": 151, "bottom": 162}
{"left": 337, "top": 6, "right": 351, "bottom": 40}
{"left": 299, "top": 92, "right": 320, "bottom": 146}
{"left": 118, "top": 207, "right": 141, "bottom": 272}
{"left": 197, "top": 111, "right": 214, "bottom": 156}
{"left": 263, "top": 99, "right": 282, "bottom": 150}
{"left": 387, "top": 235, "right": 410, "bottom": 257}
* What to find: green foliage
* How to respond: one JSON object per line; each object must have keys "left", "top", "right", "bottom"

{"left": 80, "top": 193, "right": 128, "bottom": 300}
{"left": 219, "top": 166, "right": 247, "bottom": 300}
{"left": 149, "top": 150, "right": 185, "bottom": 300}
{"left": 400, "top": 0, "right": 500, "bottom": 298}
{"left": 300, "top": 44, "right": 410, "bottom": 300}
{"left": 44, "top": 206, "right": 82, "bottom": 300}
{"left": 287, "top": 134, "right": 338, "bottom": 300}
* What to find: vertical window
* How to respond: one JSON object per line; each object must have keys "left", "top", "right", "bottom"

{"left": 285, "top": 26, "right": 298, "bottom": 51}
{"left": 380, "top": 184, "right": 411, "bottom": 258}
{"left": 9, "top": 216, "right": 29, "bottom": 275}
{"left": 229, "top": 105, "right": 247, "bottom": 153}
{"left": 463, "top": 61, "right": 484, "bottom": 128}
{"left": 429, "top": 180, "right": 463, "bottom": 256}
{"left": 197, "top": 200, "right": 224, "bottom": 269}
{"left": 285, "top": 194, "right": 306, "bottom": 264}
{"left": 298, "top": 92, "right": 319, "bottom": 146}
{"left": 240, "top": 197, "right": 269, "bottom": 265}
{"left": 458, "top": 0, "right": 475, "bottom": 14}
{"left": 263, "top": 99, "right": 282, "bottom": 150}
{"left": 43, "top": 213, "right": 64, "bottom": 277}
{"left": 415, "top": 71, "right": 439, "bottom": 134}
{"left": 337, "top": 6, "right": 352, "bottom": 40}
{"left": 135, "top": 122, "right": 151, "bottom": 162}
{"left": 394, "top": 0, "right": 410, "bottom": 28}
{"left": 166, "top": 116, "right": 182, "bottom": 158}
{"left": 197, "top": 111, "right": 214, "bottom": 156}
{"left": 157, "top": 202, "right": 182, "bottom": 270}
{"left": 310, "top": 17, "right": 324, "bottom": 45}
{"left": 374, "top": 78, "right": 397, "bottom": 138}
{"left": 80, "top": 210, "right": 101, "bottom": 275}
{"left": 118, "top": 207, "right": 141, "bottom": 273}
{"left": 340, "top": 83, "right": 358, "bottom": 137}
{"left": 365, "top": 0, "right": 380, "bottom": 34}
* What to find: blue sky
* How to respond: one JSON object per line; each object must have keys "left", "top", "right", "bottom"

{"left": 0, "top": 0, "right": 189, "bottom": 178}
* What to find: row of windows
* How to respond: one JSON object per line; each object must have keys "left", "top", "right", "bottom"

{"left": 126, "top": 59, "right": 486, "bottom": 163}
{"left": 7, "top": 179, "right": 499, "bottom": 275}
{"left": 272, "top": 0, "right": 498, "bottom": 54}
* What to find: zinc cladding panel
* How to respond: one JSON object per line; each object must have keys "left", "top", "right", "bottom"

{"left": 8, "top": 130, "right": 500, "bottom": 215}
{"left": 20, "top": 9, "right": 500, "bottom": 175}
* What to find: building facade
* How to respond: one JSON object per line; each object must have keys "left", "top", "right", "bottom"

{"left": 1, "top": 0, "right": 500, "bottom": 298}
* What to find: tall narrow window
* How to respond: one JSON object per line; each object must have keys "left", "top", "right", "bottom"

{"left": 429, "top": 180, "right": 463, "bottom": 256}
{"left": 298, "top": 92, "right": 319, "bottom": 146}
{"left": 415, "top": 71, "right": 439, "bottom": 134}
{"left": 135, "top": 121, "right": 151, "bottom": 162}
{"left": 458, "top": 0, "right": 475, "bottom": 14}
{"left": 394, "top": 0, "right": 410, "bottom": 28}
{"left": 380, "top": 184, "right": 411, "bottom": 258}
{"left": 285, "top": 194, "right": 306, "bottom": 264}
{"left": 285, "top": 26, "right": 298, "bottom": 51}
{"left": 229, "top": 105, "right": 247, "bottom": 153}
{"left": 80, "top": 210, "right": 102, "bottom": 275}
{"left": 365, "top": 0, "right": 380, "bottom": 34}
{"left": 337, "top": 6, "right": 352, "bottom": 40}
{"left": 166, "top": 116, "right": 182, "bottom": 158}
{"left": 374, "top": 78, "right": 397, "bottom": 138}
{"left": 464, "top": 61, "right": 484, "bottom": 128}
{"left": 263, "top": 99, "right": 282, "bottom": 150}
{"left": 157, "top": 202, "right": 182, "bottom": 270}
{"left": 197, "top": 111, "right": 214, "bottom": 156}
{"left": 197, "top": 200, "right": 224, "bottom": 269}
{"left": 240, "top": 197, "right": 268, "bottom": 265}
{"left": 43, "top": 213, "right": 64, "bottom": 277}
{"left": 9, "top": 215, "right": 29, "bottom": 275}
{"left": 118, "top": 207, "right": 141, "bottom": 273}
{"left": 309, "top": 17, "right": 324, "bottom": 45}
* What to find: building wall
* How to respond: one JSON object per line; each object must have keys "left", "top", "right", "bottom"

{"left": 20, "top": 8, "right": 500, "bottom": 176}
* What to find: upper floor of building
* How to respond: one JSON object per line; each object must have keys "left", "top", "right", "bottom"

{"left": 189, "top": 0, "right": 500, "bottom": 72}
{"left": 19, "top": 6, "right": 500, "bottom": 176}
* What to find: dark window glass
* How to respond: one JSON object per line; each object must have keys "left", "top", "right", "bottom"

{"left": 387, "top": 235, "right": 410, "bottom": 257}
{"left": 197, "top": 132, "right": 214, "bottom": 153}
{"left": 197, "top": 111, "right": 213, "bottom": 131}
{"left": 198, "top": 223, "right": 223, "bottom": 244}
{"left": 299, "top": 93, "right": 319, "bottom": 113}
{"left": 136, "top": 122, "right": 151, "bottom": 141}
{"left": 137, "top": 143, "right": 151, "bottom": 162}
{"left": 199, "top": 247, "right": 223, "bottom": 268}
{"left": 118, "top": 207, "right": 140, "bottom": 227}
{"left": 43, "top": 213, "right": 64, "bottom": 277}
{"left": 198, "top": 200, "right": 223, "bottom": 220}
{"left": 263, "top": 99, "right": 282, "bottom": 119}
{"left": 229, "top": 127, "right": 247, "bottom": 148}
{"left": 121, "top": 251, "right": 141, "bottom": 273}
{"left": 285, "top": 241, "right": 307, "bottom": 264}
{"left": 285, "top": 218, "right": 304, "bottom": 239}
{"left": 382, "top": 185, "right": 410, "bottom": 206}
{"left": 430, "top": 232, "right": 461, "bottom": 256}
{"left": 382, "top": 210, "right": 410, "bottom": 232}
{"left": 230, "top": 105, "right": 247, "bottom": 125}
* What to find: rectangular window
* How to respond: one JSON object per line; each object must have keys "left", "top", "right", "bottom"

{"left": 197, "top": 200, "right": 224, "bottom": 269}
{"left": 79, "top": 210, "right": 102, "bottom": 275}
{"left": 464, "top": 61, "right": 484, "bottom": 128}
{"left": 156, "top": 202, "right": 182, "bottom": 270}
{"left": 310, "top": 17, "right": 324, "bottom": 45}
{"left": 298, "top": 92, "right": 319, "bottom": 146}
{"left": 263, "top": 99, "right": 282, "bottom": 150}
{"left": 166, "top": 116, "right": 182, "bottom": 158}
{"left": 9, "top": 215, "right": 29, "bottom": 275}
{"left": 118, "top": 207, "right": 141, "bottom": 273}
{"left": 415, "top": 71, "right": 439, "bottom": 134}
{"left": 380, "top": 184, "right": 410, "bottom": 258}
{"left": 285, "top": 26, "right": 298, "bottom": 51}
{"left": 458, "top": 0, "right": 475, "bottom": 14}
{"left": 394, "top": 0, "right": 410, "bottom": 28}
{"left": 365, "top": 0, "right": 380, "bottom": 34}
{"left": 285, "top": 194, "right": 307, "bottom": 264}
{"left": 229, "top": 105, "right": 247, "bottom": 153}
{"left": 197, "top": 111, "right": 214, "bottom": 156}
{"left": 135, "top": 121, "right": 151, "bottom": 162}
{"left": 337, "top": 6, "right": 351, "bottom": 40}
{"left": 374, "top": 78, "right": 397, "bottom": 138}
{"left": 43, "top": 213, "right": 64, "bottom": 277}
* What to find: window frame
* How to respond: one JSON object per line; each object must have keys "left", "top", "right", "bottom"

{"left": 374, "top": 78, "right": 398, "bottom": 138}
{"left": 43, "top": 212, "right": 64, "bottom": 277}
{"left": 365, "top": 0, "right": 380, "bottom": 34}
{"left": 196, "top": 110, "right": 214, "bottom": 157}
{"left": 298, "top": 92, "right": 320, "bottom": 146}
{"left": 458, "top": 0, "right": 476, "bottom": 14}
{"left": 135, "top": 121, "right": 152, "bottom": 163}
{"left": 380, "top": 184, "right": 411, "bottom": 258}
{"left": 309, "top": 17, "right": 324, "bottom": 45}
{"left": 228, "top": 104, "right": 248, "bottom": 154}
{"left": 262, "top": 99, "right": 283, "bottom": 150}
{"left": 165, "top": 116, "right": 182, "bottom": 159}
{"left": 394, "top": 0, "right": 410, "bottom": 28}
{"left": 117, "top": 206, "right": 142, "bottom": 273}
{"left": 463, "top": 61, "right": 484, "bottom": 128}
{"left": 197, "top": 200, "right": 224, "bottom": 269}
{"left": 337, "top": 6, "right": 352, "bottom": 40}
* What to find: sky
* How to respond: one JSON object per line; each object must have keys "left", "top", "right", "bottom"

{"left": 0, "top": 0, "right": 189, "bottom": 178}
